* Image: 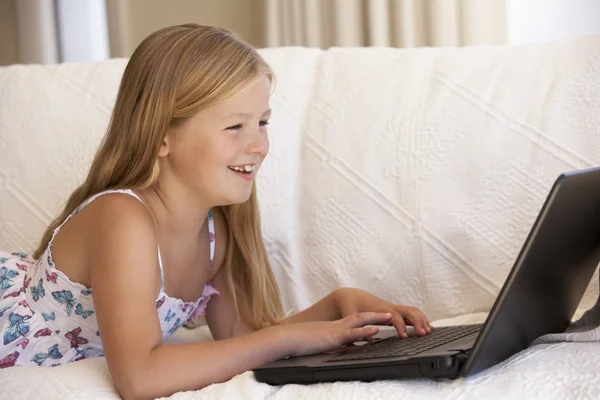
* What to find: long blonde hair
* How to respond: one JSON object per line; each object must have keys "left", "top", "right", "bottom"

{"left": 34, "top": 24, "right": 284, "bottom": 330}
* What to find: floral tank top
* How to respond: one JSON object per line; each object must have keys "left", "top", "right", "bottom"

{"left": 0, "top": 189, "right": 219, "bottom": 368}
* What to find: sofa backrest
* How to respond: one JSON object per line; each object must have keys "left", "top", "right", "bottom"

{"left": 1, "top": 39, "right": 598, "bottom": 320}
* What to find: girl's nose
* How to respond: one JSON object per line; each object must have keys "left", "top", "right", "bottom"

{"left": 247, "top": 128, "right": 269, "bottom": 156}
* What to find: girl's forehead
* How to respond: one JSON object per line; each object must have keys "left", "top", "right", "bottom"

{"left": 228, "top": 76, "right": 271, "bottom": 101}
{"left": 213, "top": 78, "right": 271, "bottom": 111}
{"left": 182, "top": 76, "right": 271, "bottom": 124}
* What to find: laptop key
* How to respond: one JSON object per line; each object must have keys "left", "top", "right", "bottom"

{"left": 326, "top": 324, "right": 482, "bottom": 362}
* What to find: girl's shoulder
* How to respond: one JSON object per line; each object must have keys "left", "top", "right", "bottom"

{"left": 80, "top": 191, "right": 156, "bottom": 243}
{"left": 54, "top": 190, "right": 157, "bottom": 263}
{"left": 80, "top": 190, "right": 151, "bottom": 218}
{"left": 49, "top": 190, "right": 158, "bottom": 291}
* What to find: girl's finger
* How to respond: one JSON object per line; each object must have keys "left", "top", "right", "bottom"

{"left": 340, "top": 326, "right": 379, "bottom": 345}
{"left": 412, "top": 314, "right": 429, "bottom": 336}
{"left": 416, "top": 310, "right": 433, "bottom": 333}
{"left": 399, "top": 307, "right": 430, "bottom": 336}
{"left": 422, "top": 314, "right": 432, "bottom": 333}
{"left": 343, "top": 312, "right": 393, "bottom": 328}
{"left": 391, "top": 310, "right": 408, "bottom": 338}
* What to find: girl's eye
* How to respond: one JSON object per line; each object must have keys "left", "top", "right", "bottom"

{"left": 226, "top": 121, "right": 269, "bottom": 131}
{"left": 226, "top": 124, "right": 243, "bottom": 131}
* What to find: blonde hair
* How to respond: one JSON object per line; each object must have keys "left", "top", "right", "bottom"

{"left": 34, "top": 24, "right": 284, "bottom": 330}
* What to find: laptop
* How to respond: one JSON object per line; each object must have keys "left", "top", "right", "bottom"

{"left": 254, "top": 166, "right": 600, "bottom": 384}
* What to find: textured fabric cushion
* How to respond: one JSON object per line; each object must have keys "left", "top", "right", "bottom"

{"left": 0, "top": 47, "right": 322, "bottom": 255}
{"left": 0, "top": 59, "right": 126, "bottom": 251}
{"left": 0, "top": 41, "right": 598, "bottom": 324}
{"left": 5, "top": 313, "right": 600, "bottom": 400}
{"left": 264, "top": 37, "right": 600, "bottom": 320}
{"left": 2, "top": 37, "right": 600, "bottom": 400}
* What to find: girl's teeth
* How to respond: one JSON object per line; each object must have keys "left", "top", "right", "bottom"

{"left": 229, "top": 165, "right": 255, "bottom": 172}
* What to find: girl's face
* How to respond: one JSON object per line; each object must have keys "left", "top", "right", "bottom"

{"left": 160, "top": 75, "right": 271, "bottom": 206}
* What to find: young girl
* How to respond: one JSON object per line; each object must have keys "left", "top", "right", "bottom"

{"left": 0, "top": 24, "right": 432, "bottom": 399}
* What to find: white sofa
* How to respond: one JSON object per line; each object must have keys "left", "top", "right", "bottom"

{"left": 1, "top": 35, "right": 600, "bottom": 399}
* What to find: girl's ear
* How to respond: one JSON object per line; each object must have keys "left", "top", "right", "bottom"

{"left": 158, "top": 131, "right": 171, "bottom": 158}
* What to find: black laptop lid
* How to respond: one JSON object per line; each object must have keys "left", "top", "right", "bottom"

{"left": 461, "top": 167, "right": 600, "bottom": 377}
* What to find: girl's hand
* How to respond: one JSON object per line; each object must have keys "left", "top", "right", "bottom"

{"left": 278, "top": 312, "right": 393, "bottom": 358}
{"left": 334, "top": 288, "right": 433, "bottom": 339}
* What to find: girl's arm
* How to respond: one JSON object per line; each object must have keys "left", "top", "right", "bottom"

{"left": 88, "top": 195, "right": 389, "bottom": 400}
{"left": 203, "top": 208, "right": 341, "bottom": 338}
{"left": 205, "top": 206, "right": 341, "bottom": 338}
{"left": 283, "top": 287, "right": 433, "bottom": 337}
{"left": 88, "top": 196, "right": 286, "bottom": 399}
{"left": 279, "top": 290, "right": 342, "bottom": 323}
{"left": 204, "top": 204, "right": 430, "bottom": 339}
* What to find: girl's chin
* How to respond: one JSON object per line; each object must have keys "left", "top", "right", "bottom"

{"left": 218, "top": 191, "right": 252, "bottom": 207}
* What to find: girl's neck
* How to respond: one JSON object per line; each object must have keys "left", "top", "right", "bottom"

{"left": 134, "top": 183, "right": 210, "bottom": 240}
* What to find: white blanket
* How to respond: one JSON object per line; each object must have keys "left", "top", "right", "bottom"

{"left": 2, "top": 312, "right": 599, "bottom": 400}
{"left": 273, "top": 36, "right": 600, "bottom": 320}
{"left": 0, "top": 35, "right": 599, "bottom": 323}
{"left": 2, "top": 37, "right": 600, "bottom": 400}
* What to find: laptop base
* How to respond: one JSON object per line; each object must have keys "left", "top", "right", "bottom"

{"left": 254, "top": 353, "right": 467, "bottom": 385}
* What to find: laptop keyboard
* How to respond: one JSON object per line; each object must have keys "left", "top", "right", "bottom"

{"left": 326, "top": 324, "right": 482, "bottom": 362}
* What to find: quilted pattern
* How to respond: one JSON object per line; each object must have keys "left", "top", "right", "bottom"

{"left": 0, "top": 43, "right": 599, "bottom": 323}
{"left": 0, "top": 59, "right": 126, "bottom": 251}
{"left": 3, "top": 315, "right": 600, "bottom": 400}
{"left": 290, "top": 38, "right": 600, "bottom": 320}
{"left": 1, "top": 37, "right": 600, "bottom": 400}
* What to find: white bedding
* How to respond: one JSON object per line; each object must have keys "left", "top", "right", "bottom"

{"left": 2, "top": 312, "right": 599, "bottom": 400}
{"left": 279, "top": 36, "right": 600, "bottom": 320}
{"left": 2, "top": 40, "right": 599, "bottom": 323}
{"left": 2, "top": 36, "right": 600, "bottom": 399}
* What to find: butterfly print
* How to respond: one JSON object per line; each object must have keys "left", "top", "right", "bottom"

{"left": 156, "top": 295, "right": 166, "bottom": 309}
{"left": 0, "top": 351, "right": 19, "bottom": 368}
{"left": 31, "top": 344, "right": 62, "bottom": 366}
{"left": 81, "top": 289, "right": 92, "bottom": 296}
{"left": 0, "top": 306, "right": 10, "bottom": 317}
{"left": 22, "top": 275, "right": 32, "bottom": 291}
{"left": 65, "top": 327, "right": 88, "bottom": 349}
{"left": 52, "top": 290, "right": 76, "bottom": 316}
{"left": 3, "top": 290, "right": 21, "bottom": 299}
{"left": 42, "top": 311, "right": 56, "bottom": 321}
{"left": 168, "top": 318, "right": 183, "bottom": 335}
{"left": 74, "top": 347, "right": 92, "bottom": 361}
{"left": 209, "top": 232, "right": 215, "bottom": 243}
{"left": 181, "top": 303, "right": 191, "bottom": 313}
{"left": 165, "top": 309, "right": 176, "bottom": 323}
{"left": 75, "top": 303, "right": 94, "bottom": 319}
{"left": 30, "top": 279, "right": 45, "bottom": 301}
{"left": 0, "top": 267, "right": 18, "bottom": 290}
{"left": 0, "top": 257, "right": 8, "bottom": 263}
{"left": 45, "top": 270, "right": 58, "bottom": 283}
{"left": 16, "top": 263, "right": 28, "bottom": 271}
{"left": 10, "top": 252, "right": 29, "bottom": 259}
{"left": 17, "top": 300, "right": 33, "bottom": 314}
{"left": 16, "top": 338, "right": 29, "bottom": 349}
{"left": 3, "top": 312, "right": 31, "bottom": 345}
{"left": 34, "top": 328, "right": 52, "bottom": 338}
